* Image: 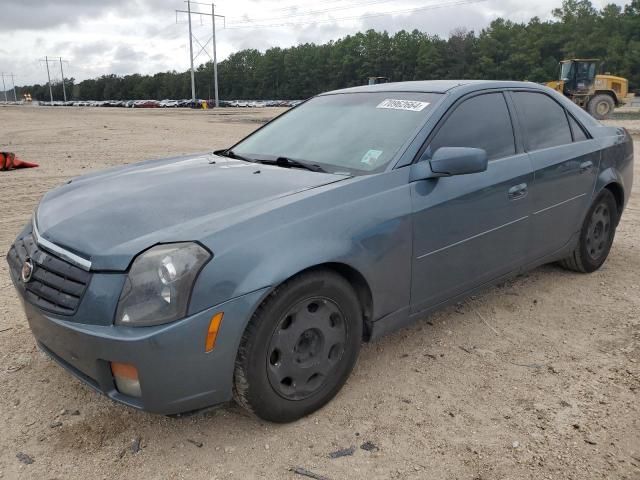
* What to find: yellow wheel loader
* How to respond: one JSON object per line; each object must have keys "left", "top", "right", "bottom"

{"left": 546, "top": 59, "right": 634, "bottom": 120}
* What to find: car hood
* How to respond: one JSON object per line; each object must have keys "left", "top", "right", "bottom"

{"left": 35, "top": 153, "right": 348, "bottom": 271}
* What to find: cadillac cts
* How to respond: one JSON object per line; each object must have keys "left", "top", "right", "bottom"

{"left": 7, "top": 81, "right": 634, "bottom": 422}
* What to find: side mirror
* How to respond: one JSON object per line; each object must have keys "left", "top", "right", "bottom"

{"left": 410, "top": 147, "right": 488, "bottom": 182}
{"left": 431, "top": 147, "right": 488, "bottom": 176}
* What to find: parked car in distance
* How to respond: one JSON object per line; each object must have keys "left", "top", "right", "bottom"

{"left": 9, "top": 80, "right": 633, "bottom": 422}
{"left": 160, "top": 99, "right": 179, "bottom": 108}
{"left": 37, "top": 98, "right": 300, "bottom": 109}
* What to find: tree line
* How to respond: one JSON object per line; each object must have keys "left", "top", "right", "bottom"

{"left": 17, "top": 0, "right": 640, "bottom": 101}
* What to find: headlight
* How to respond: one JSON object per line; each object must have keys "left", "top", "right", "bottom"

{"left": 115, "top": 243, "right": 211, "bottom": 327}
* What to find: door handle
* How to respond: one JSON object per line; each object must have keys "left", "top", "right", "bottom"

{"left": 508, "top": 183, "right": 528, "bottom": 201}
{"left": 580, "top": 161, "right": 594, "bottom": 173}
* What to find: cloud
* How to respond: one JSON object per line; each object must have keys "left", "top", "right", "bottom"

{"left": 1, "top": 0, "right": 130, "bottom": 31}
{"left": 0, "top": 0, "right": 633, "bottom": 85}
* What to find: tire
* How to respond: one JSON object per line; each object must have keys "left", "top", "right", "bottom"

{"left": 559, "top": 189, "right": 618, "bottom": 273}
{"left": 233, "top": 270, "right": 362, "bottom": 423}
{"left": 587, "top": 94, "right": 615, "bottom": 120}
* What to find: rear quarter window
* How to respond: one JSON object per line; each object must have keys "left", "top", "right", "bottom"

{"left": 513, "top": 92, "right": 573, "bottom": 151}
{"left": 568, "top": 115, "right": 589, "bottom": 142}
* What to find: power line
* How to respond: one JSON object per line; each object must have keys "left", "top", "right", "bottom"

{"left": 233, "top": 0, "right": 396, "bottom": 17}
{"left": 226, "top": 0, "right": 489, "bottom": 29}
{"left": 226, "top": 0, "right": 401, "bottom": 23}
{"left": 245, "top": 0, "right": 364, "bottom": 15}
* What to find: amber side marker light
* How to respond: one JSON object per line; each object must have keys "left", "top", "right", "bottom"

{"left": 205, "top": 312, "right": 224, "bottom": 352}
{"left": 111, "top": 362, "right": 142, "bottom": 398}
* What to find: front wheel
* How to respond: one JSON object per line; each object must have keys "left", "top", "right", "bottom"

{"left": 233, "top": 270, "right": 362, "bottom": 423}
{"left": 587, "top": 94, "right": 615, "bottom": 120}
{"left": 559, "top": 189, "right": 618, "bottom": 273}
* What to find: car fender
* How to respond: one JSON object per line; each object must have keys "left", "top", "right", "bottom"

{"left": 595, "top": 166, "right": 624, "bottom": 195}
{"left": 595, "top": 129, "right": 634, "bottom": 212}
{"left": 594, "top": 167, "right": 627, "bottom": 216}
{"left": 188, "top": 169, "right": 414, "bottom": 323}
{"left": 233, "top": 237, "right": 359, "bottom": 296}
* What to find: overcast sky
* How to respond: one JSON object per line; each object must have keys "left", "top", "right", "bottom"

{"left": 0, "top": 0, "right": 630, "bottom": 86}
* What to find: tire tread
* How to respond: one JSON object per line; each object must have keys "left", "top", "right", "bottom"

{"left": 232, "top": 279, "right": 289, "bottom": 417}
{"left": 587, "top": 94, "right": 615, "bottom": 120}
{"left": 559, "top": 189, "right": 617, "bottom": 273}
{"left": 232, "top": 269, "right": 361, "bottom": 421}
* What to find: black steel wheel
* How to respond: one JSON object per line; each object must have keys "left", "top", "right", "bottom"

{"left": 266, "top": 297, "right": 348, "bottom": 401}
{"left": 559, "top": 189, "right": 618, "bottom": 273}
{"left": 585, "top": 201, "right": 612, "bottom": 262}
{"left": 233, "top": 270, "right": 362, "bottom": 423}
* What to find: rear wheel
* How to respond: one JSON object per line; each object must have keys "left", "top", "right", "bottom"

{"left": 233, "top": 270, "right": 362, "bottom": 423}
{"left": 559, "top": 189, "right": 618, "bottom": 273}
{"left": 587, "top": 94, "right": 615, "bottom": 120}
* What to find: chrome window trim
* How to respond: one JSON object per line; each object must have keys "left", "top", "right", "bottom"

{"left": 32, "top": 217, "right": 92, "bottom": 271}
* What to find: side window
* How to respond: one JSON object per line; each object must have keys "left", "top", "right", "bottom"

{"left": 512, "top": 92, "right": 573, "bottom": 151}
{"left": 568, "top": 115, "right": 588, "bottom": 142}
{"left": 429, "top": 93, "right": 515, "bottom": 161}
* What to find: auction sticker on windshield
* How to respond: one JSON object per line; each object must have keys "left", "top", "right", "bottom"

{"left": 361, "top": 149, "right": 384, "bottom": 167}
{"left": 377, "top": 99, "right": 430, "bottom": 112}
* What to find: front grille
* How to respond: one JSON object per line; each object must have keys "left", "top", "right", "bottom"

{"left": 7, "top": 234, "right": 91, "bottom": 316}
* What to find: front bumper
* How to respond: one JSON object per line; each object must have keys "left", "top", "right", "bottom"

{"left": 20, "top": 287, "right": 269, "bottom": 415}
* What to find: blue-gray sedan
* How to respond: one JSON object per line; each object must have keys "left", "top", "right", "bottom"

{"left": 7, "top": 80, "right": 634, "bottom": 422}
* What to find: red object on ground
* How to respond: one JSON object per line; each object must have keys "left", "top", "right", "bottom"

{"left": 0, "top": 152, "right": 39, "bottom": 171}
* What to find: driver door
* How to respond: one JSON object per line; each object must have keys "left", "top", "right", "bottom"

{"left": 410, "top": 92, "right": 534, "bottom": 314}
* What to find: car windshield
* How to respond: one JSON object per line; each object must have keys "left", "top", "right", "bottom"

{"left": 231, "top": 92, "right": 442, "bottom": 175}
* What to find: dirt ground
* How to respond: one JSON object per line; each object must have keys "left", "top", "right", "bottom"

{"left": 0, "top": 105, "right": 638, "bottom": 480}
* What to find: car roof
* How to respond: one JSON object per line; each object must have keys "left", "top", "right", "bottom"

{"left": 321, "top": 80, "right": 545, "bottom": 95}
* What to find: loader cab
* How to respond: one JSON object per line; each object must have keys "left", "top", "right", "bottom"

{"left": 560, "top": 59, "right": 598, "bottom": 95}
{"left": 368, "top": 76, "right": 389, "bottom": 86}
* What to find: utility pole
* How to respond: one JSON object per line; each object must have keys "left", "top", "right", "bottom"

{"left": 176, "top": 1, "right": 225, "bottom": 107}
{"left": 0, "top": 73, "right": 19, "bottom": 102}
{"left": 40, "top": 56, "right": 68, "bottom": 103}
{"left": 59, "top": 57, "right": 67, "bottom": 102}
{"left": 10, "top": 73, "right": 17, "bottom": 102}
{"left": 212, "top": 3, "right": 219, "bottom": 107}
{"left": 187, "top": 0, "right": 196, "bottom": 103}
{"left": 44, "top": 56, "right": 54, "bottom": 103}
{"left": 1, "top": 73, "right": 6, "bottom": 103}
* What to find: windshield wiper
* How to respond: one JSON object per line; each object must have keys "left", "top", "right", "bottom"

{"left": 254, "top": 157, "right": 327, "bottom": 173}
{"left": 215, "top": 149, "right": 254, "bottom": 163}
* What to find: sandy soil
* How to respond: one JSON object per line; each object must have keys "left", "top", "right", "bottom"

{"left": 0, "top": 106, "right": 638, "bottom": 480}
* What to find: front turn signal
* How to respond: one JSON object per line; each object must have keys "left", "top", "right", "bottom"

{"left": 111, "top": 362, "right": 141, "bottom": 398}
{"left": 205, "top": 312, "right": 224, "bottom": 352}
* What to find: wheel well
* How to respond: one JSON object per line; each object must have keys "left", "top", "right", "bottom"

{"left": 593, "top": 90, "right": 618, "bottom": 105}
{"left": 604, "top": 183, "right": 624, "bottom": 223}
{"left": 298, "top": 263, "right": 374, "bottom": 341}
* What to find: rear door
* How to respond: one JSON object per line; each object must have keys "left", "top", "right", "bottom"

{"left": 410, "top": 92, "right": 534, "bottom": 313}
{"left": 510, "top": 91, "right": 600, "bottom": 259}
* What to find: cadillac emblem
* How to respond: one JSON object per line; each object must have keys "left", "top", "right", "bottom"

{"left": 21, "top": 258, "right": 34, "bottom": 283}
